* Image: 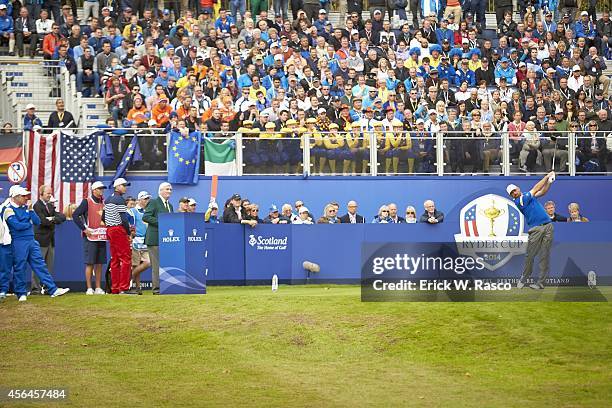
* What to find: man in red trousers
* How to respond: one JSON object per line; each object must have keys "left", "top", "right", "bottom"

{"left": 103, "top": 178, "right": 133, "bottom": 294}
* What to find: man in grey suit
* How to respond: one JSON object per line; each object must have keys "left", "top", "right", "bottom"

{"left": 31, "top": 185, "right": 65, "bottom": 295}
{"left": 143, "top": 182, "right": 173, "bottom": 295}
{"left": 14, "top": 7, "right": 37, "bottom": 58}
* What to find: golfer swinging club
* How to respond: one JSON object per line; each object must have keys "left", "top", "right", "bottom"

{"left": 506, "top": 171, "right": 556, "bottom": 290}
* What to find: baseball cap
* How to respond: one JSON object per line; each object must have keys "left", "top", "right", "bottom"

{"left": 91, "top": 181, "right": 107, "bottom": 190}
{"left": 462, "top": 38, "right": 468, "bottom": 44}
{"left": 572, "top": 65, "right": 581, "bottom": 71}
{"left": 506, "top": 184, "right": 519, "bottom": 196}
{"left": 269, "top": 204, "right": 278, "bottom": 212}
{"left": 25, "top": 103, "right": 36, "bottom": 110}
{"left": 416, "top": 118, "right": 425, "bottom": 124}
{"left": 581, "top": 11, "right": 588, "bottom": 16}
{"left": 113, "top": 178, "right": 130, "bottom": 187}
{"left": 519, "top": 61, "right": 526, "bottom": 67}
{"left": 231, "top": 193, "right": 241, "bottom": 201}
{"left": 179, "top": 196, "right": 190, "bottom": 203}
{"left": 9, "top": 185, "right": 30, "bottom": 197}
{"left": 555, "top": 108, "right": 564, "bottom": 114}
{"left": 299, "top": 206, "right": 309, "bottom": 214}
{"left": 319, "top": 9, "right": 327, "bottom": 14}
{"left": 138, "top": 191, "right": 151, "bottom": 200}
{"left": 0, "top": 4, "right": 7, "bottom": 9}
{"left": 146, "top": 72, "right": 155, "bottom": 78}
{"left": 188, "top": 198, "right": 197, "bottom": 206}
{"left": 500, "top": 57, "right": 509, "bottom": 63}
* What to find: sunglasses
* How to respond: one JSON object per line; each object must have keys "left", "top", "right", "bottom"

{"left": 381, "top": 210, "right": 389, "bottom": 213}
{"left": 406, "top": 211, "right": 415, "bottom": 215}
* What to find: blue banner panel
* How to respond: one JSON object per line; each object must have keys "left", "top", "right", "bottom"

{"left": 244, "top": 225, "right": 292, "bottom": 284}
{"left": 159, "top": 213, "right": 206, "bottom": 295}
{"left": 202, "top": 224, "right": 246, "bottom": 284}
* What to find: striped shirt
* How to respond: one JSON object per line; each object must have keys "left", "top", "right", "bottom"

{"left": 103, "top": 193, "right": 130, "bottom": 234}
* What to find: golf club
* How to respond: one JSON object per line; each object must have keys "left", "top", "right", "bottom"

{"left": 549, "top": 134, "right": 558, "bottom": 183}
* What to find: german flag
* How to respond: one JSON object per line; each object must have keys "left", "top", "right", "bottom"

{"left": 0, "top": 132, "right": 23, "bottom": 173}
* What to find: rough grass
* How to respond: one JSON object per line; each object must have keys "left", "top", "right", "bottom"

{"left": 1, "top": 286, "right": 611, "bottom": 407}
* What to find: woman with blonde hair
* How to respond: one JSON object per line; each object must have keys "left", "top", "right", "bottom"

{"left": 404, "top": 206, "right": 418, "bottom": 223}
{"left": 567, "top": 203, "right": 589, "bottom": 222}
{"left": 372, "top": 205, "right": 392, "bottom": 223}
{"left": 317, "top": 204, "right": 341, "bottom": 224}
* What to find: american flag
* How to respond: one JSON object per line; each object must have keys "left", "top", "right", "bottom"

{"left": 26, "top": 130, "right": 99, "bottom": 211}
{"left": 463, "top": 204, "right": 480, "bottom": 237}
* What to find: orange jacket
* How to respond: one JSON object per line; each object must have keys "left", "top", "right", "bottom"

{"left": 43, "top": 33, "right": 60, "bottom": 56}
{"left": 151, "top": 104, "right": 173, "bottom": 127}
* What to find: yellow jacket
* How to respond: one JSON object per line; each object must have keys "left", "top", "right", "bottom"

{"left": 323, "top": 132, "right": 344, "bottom": 149}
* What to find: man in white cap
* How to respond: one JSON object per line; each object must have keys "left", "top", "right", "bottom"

{"left": 23, "top": 103, "right": 43, "bottom": 131}
{"left": 506, "top": 171, "right": 556, "bottom": 290}
{"left": 73, "top": 180, "right": 108, "bottom": 294}
{"left": 30, "top": 184, "right": 66, "bottom": 295}
{"left": 104, "top": 178, "right": 133, "bottom": 294}
{"left": 187, "top": 198, "right": 197, "bottom": 212}
{"left": 128, "top": 191, "right": 151, "bottom": 295}
{"left": 143, "top": 182, "right": 173, "bottom": 295}
{"left": 1, "top": 185, "right": 69, "bottom": 301}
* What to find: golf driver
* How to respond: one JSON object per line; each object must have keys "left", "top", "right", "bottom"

{"left": 549, "top": 134, "right": 558, "bottom": 183}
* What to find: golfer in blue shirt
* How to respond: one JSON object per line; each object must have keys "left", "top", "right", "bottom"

{"left": 507, "top": 172, "right": 556, "bottom": 290}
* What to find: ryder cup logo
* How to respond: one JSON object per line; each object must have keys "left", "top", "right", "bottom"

{"left": 454, "top": 194, "right": 528, "bottom": 270}
{"left": 162, "top": 228, "right": 181, "bottom": 243}
{"left": 188, "top": 228, "right": 203, "bottom": 242}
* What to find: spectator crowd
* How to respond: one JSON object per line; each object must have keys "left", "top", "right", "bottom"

{"left": 2, "top": 0, "right": 612, "bottom": 173}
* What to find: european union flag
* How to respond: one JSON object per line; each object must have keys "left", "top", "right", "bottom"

{"left": 112, "top": 134, "right": 142, "bottom": 184}
{"left": 167, "top": 129, "right": 201, "bottom": 185}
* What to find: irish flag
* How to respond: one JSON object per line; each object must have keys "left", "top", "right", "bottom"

{"left": 203, "top": 138, "right": 237, "bottom": 176}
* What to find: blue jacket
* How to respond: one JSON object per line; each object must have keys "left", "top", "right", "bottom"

{"left": 494, "top": 65, "right": 516, "bottom": 82}
{"left": 3, "top": 203, "right": 40, "bottom": 241}
{"left": 435, "top": 28, "right": 454, "bottom": 45}
{"left": 575, "top": 21, "right": 596, "bottom": 39}
{"left": 454, "top": 69, "right": 475, "bottom": 87}
{"left": 0, "top": 15, "right": 13, "bottom": 34}
{"left": 437, "top": 64, "right": 456, "bottom": 83}
{"left": 23, "top": 114, "right": 43, "bottom": 131}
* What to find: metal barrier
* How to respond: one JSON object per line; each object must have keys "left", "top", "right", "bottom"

{"left": 12, "top": 129, "right": 612, "bottom": 177}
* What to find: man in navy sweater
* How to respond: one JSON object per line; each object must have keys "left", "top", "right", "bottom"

{"left": 1, "top": 186, "right": 69, "bottom": 302}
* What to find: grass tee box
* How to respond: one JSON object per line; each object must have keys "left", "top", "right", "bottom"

{"left": 1, "top": 285, "right": 611, "bottom": 407}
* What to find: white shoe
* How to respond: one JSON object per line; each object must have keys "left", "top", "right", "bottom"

{"left": 0, "top": 292, "right": 6, "bottom": 299}
{"left": 51, "top": 288, "right": 70, "bottom": 297}
{"left": 18, "top": 295, "right": 27, "bottom": 302}
{"left": 86, "top": 288, "right": 94, "bottom": 295}
{"left": 517, "top": 279, "right": 525, "bottom": 289}
{"left": 94, "top": 288, "right": 105, "bottom": 295}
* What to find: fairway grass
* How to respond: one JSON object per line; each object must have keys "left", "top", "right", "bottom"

{"left": 1, "top": 285, "right": 611, "bottom": 407}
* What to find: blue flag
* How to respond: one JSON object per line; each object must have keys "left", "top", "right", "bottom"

{"left": 99, "top": 132, "right": 114, "bottom": 168}
{"left": 112, "top": 134, "right": 142, "bottom": 184}
{"left": 167, "top": 129, "right": 201, "bottom": 185}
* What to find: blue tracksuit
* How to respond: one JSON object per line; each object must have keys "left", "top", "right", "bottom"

{"left": 0, "top": 244, "right": 13, "bottom": 293}
{"left": 2, "top": 203, "right": 58, "bottom": 297}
